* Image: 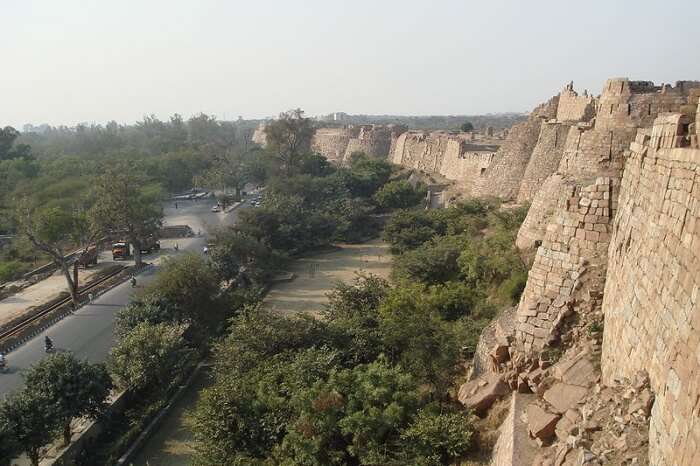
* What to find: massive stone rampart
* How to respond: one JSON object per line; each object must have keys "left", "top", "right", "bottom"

{"left": 601, "top": 113, "right": 700, "bottom": 465}
{"left": 516, "top": 122, "right": 572, "bottom": 203}
{"left": 390, "top": 131, "right": 498, "bottom": 192}
{"left": 472, "top": 97, "right": 559, "bottom": 200}
{"left": 516, "top": 79, "right": 700, "bottom": 254}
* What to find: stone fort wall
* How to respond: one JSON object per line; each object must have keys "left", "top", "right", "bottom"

{"left": 601, "top": 113, "right": 700, "bottom": 465}
{"left": 390, "top": 131, "right": 498, "bottom": 193}
{"left": 516, "top": 79, "right": 700, "bottom": 255}
{"left": 516, "top": 122, "right": 572, "bottom": 203}
{"left": 472, "top": 96, "right": 559, "bottom": 200}
{"left": 311, "top": 127, "right": 361, "bottom": 163}
{"left": 254, "top": 123, "right": 404, "bottom": 164}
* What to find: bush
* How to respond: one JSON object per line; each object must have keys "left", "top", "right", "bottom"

{"left": 401, "top": 408, "right": 476, "bottom": 464}
{"left": 0, "top": 260, "right": 26, "bottom": 283}
{"left": 373, "top": 180, "right": 426, "bottom": 210}
{"left": 393, "top": 235, "right": 466, "bottom": 285}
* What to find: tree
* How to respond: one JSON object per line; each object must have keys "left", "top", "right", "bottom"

{"left": 379, "top": 284, "right": 460, "bottom": 393}
{"left": 264, "top": 109, "right": 315, "bottom": 176}
{"left": 23, "top": 353, "right": 112, "bottom": 445}
{"left": 0, "top": 420, "right": 21, "bottom": 466}
{"left": 202, "top": 149, "right": 249, "bottom": 201}
{"left": 15, "top": 203, "right": 99, "bottom": 304}
{"left": 140, "top": 253, "right": 223, "bottom": 334}
{"left": 108, "top": 322, "right": 192, "bottom": 392}
{"left": 0, "top": 126, "right": 32, "bottom": 161}
{"left": 90, "top": 166, "right": 163, "bottom": 267}
{"left": 343, "top": 152, "right": 393, "bottom": 198}
{"left": 323, "top": 274, "right": 390, "bottom": 364}
{"left": 209, "top": 230, "right": 277, "bottom": 285}
{"left": 278, "top": 357, "right": 422, "bottom": 465}
{"left": 460, "top": 121, "right": 474, "bottom": 132}
{"left": 0, "top": 390, "right": 58, "bottom": 466}
{"left": 373, "top": 180, "right": 427, "bottom": 210}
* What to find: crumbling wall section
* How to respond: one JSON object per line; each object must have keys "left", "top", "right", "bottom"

{"left": 601, "top": 114, "right": 700, "bottom": 466}
{"left": 472, "top": 96, "right": 559, "bottom": 200}
{"left": 515, "top": 177, "right": 615, "bottom": 351}
{"left": 517, "top": 122, "right": 572, "bottom": 203}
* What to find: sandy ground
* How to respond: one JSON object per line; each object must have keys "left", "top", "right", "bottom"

{"left": 263, "top": 239, "right": 392, "bottom": 316}
{"left": 0, "top": 263, "right": 106, "bottom": 327}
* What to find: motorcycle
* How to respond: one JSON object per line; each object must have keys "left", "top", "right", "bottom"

{"left": 0, "top": 356, "right": 7, "bottom": 374}
{"left": 44, "top": 337, "right": 54, "bottom": 353}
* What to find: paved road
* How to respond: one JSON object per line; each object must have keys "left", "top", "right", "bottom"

{"left": 0, "top": 200, "right": 245, "bottom": 397}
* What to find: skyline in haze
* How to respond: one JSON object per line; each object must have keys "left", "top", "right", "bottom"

{"left": 3, "top": 0, "right": 699, "bottom": 129}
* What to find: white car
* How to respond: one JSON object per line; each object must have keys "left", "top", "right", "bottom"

{"left": 211, "top": 205, "right": 221, "bottom": 212}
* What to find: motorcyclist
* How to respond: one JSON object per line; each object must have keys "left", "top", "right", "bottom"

{"left": 131, "top": 276, "right": 137, "bottom": 288}
{"left": 0, "top": 352, "right": 6, "bottom": 370}
{"left": 44, "top": 336, "right": 53, "bottom": 352}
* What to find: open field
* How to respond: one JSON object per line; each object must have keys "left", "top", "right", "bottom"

{"left": 263, "top": 239, "right": 392, "bottom": 317}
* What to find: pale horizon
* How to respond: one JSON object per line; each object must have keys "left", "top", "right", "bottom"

{"left": 3, "top": 0, "right": 699, "bottom": 129}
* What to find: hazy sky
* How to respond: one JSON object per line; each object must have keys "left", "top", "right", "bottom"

{"left": 2, "top": 0, "right": 699, "bottom": 128}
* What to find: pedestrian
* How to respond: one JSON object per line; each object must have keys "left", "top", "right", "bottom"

{"left": 88, "top": 292, "right": 94, "bottom": 304}
{"left": 175, "top": 201, "right": 178, "bottom": 209}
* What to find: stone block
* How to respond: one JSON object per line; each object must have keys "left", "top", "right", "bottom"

{"left": 458, "top": 373, "right": 510, "bottom": 415}
{"left": 527, "top": 403, "right": 561, "bottom": 443}
{"left": 543, "top": 383, "right": 588, "bottom": 413}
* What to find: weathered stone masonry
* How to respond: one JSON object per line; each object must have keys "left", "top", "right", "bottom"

{"left": 601, "top": 113, "right": 700, "bottom": 466}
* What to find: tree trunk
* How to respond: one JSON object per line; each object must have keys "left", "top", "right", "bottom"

{"left": 29, "top": 448, "right": 39, "bottom": 466}
{"left": 73, "top": 262, "right": 79, "bottom": 295}
{"left": 63, "top": 421, "right": 72, "bottom": 446}
{"left": 59, "top": 261, "right": 79, "bottom": 305}
{"left": 134, "top": 243, "right": 143, "bottom": 268}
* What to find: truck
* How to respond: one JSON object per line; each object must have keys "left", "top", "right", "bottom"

{"left": 76, "top": 245, "right": 99, "bottom": 268}
{"left": 112, "top": 236, "right": 161, "bottom": 260}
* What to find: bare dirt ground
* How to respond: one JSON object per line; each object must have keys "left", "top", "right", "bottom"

{"left": 0, "top": 265, "right": 105, "bottom": 327}
{"left": 263, "top": 239, "right": 392, "bottom": 317}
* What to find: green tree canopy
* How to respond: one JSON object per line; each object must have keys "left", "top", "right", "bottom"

{"left": 23, "top": 353, "right": 112, "bottom": 445}
{"left": 108, "top": 322, "right": 192, "bottom": 392}
{"left": 264, "top": 109, "right": 315, "bottom": 176}
{"left": 90, "top": 166, "right": 163, "bottom": 267}
{"left": 0, "top": 390, "right": 58, "bottom": 466}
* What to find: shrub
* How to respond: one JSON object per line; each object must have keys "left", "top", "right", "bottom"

{"left": 373, "top": 180, "right": 426, "bottom": 210}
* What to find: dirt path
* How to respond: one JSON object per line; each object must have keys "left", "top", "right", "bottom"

{"left": 263, "top": 239, "right": 392, "bottom": 317}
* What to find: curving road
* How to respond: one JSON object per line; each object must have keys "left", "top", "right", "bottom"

{"left": 0, "top": 199, "right": 245, "bottom": 397}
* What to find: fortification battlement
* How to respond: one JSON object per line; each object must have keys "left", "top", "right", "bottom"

{"left": 557, "top": 82, "right": 596, "bottom": 123}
